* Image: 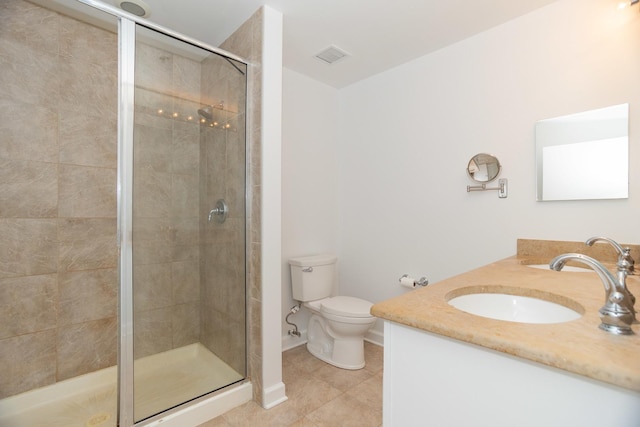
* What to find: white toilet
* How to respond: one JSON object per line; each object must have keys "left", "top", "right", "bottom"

{"left": 289, "top": 254, "right": 376, "bottom": 370}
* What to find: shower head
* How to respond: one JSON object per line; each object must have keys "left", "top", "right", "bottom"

{"left": 197, "top": 106, "right": 213, "bottom": 121}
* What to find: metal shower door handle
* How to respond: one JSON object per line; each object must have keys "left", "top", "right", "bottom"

{"left": 208, "top": 199, "right": 228, "bottom": 223}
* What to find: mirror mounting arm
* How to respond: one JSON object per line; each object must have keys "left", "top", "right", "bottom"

{"left": 467, "top": 178, "right": 508, "bottom": 198}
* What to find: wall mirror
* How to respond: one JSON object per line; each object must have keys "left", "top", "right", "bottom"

{"left": 467, "top": 153, "right": 501, "bottom": 183}
{"left": 535, "top": 103, "right": 629, "bottom": 201}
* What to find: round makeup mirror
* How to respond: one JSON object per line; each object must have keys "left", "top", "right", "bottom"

{"left": 467, "top": 153, "right": 501, "bottom": 183}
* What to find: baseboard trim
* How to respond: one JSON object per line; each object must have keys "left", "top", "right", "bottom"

{"left": 261, "top": 382, "right": 288, "bottom": 409}
{"left": 282, "top": 329, "right": 308, "bottom": 351}
{"left": 365, "top": 328, "right": 384, "bottom": 347}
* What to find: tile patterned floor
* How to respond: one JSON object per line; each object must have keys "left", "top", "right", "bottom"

{"left": 198, "top": 342, "right": 383, "bottom": 427}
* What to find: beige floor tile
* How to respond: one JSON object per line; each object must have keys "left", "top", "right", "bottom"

{"left": 198, "top": 415, "right": 232, "bottom": 426}
{"left": 222, "top": 400, "right": 302, "bottom": 426}
{"left": 346, "top": 373, "right": 383, "bottom": 409}
{"left": 282, "top": 345, "right": 327, "bottom": 374}
{"left": 304, "top": 393, "right": 382, "bottom": 427}
{"left": 311, "top": 363, "right": 375, "bottom": 393}
{"left": 287, "top": 418, "right": 321, "bottom": 427}
{"left": 281, "top": 344, "right": 307, "bottom": 365}
{"left": 363, "top": 342, "right": 384, "bottom": 374}
{"left": 200, "top": 344, "right": 383, "bottom": 427}
{"left": 285, "top": 375, "right": 343, "bottom": 416}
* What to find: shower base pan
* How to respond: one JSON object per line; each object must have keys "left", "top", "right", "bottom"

{"left": 0, "top": 343, "right": 245, "bottom": 427}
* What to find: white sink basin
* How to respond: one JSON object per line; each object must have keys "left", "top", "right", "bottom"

{"left": 526, "top": 264, "right": 592, "bottom": 273}
{"left": 448, "top": 292, "right": 582, "bottom": 324}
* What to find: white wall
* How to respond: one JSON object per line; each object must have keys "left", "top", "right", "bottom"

{"left": 282, "top": 0, "right": 640, "bottom": 341}
{"left": 281, "top": 68, "right": 340, "bottom": 347}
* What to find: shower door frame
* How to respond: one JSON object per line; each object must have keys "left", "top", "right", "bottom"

{"left": 70, "top": 1, "right": 250, "bottom": 426}
{"left": 118, "top": 16, "right": 136, "bottom": 427}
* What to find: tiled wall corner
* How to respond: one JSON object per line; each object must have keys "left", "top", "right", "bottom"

{"left": 220, "top": 6, "right": 265, "bottom": 406}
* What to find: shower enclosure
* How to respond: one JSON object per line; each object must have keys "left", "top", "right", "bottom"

{"left": 0, "top": 0, "right": 250, "bottom": 425}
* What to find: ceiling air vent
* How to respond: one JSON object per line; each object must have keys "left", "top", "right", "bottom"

{"left": 314, "top": 46, "right": 350, "bottom": 65}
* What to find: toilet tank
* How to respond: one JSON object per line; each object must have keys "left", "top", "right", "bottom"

{"left": 289, "top": 254, "right": 337, "bottom": 302}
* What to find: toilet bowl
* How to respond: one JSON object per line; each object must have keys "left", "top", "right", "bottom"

{"left": 289, "top": 254, "right": 375, "bottom": 370}
{"left": 304, "top": 297, "right": 376, "bottom": 369}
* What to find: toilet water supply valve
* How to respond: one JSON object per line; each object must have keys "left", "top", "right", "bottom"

{"left": 286, "top": 304, "right": 301, "bottom": 337}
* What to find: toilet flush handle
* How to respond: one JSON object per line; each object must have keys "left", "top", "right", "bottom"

{"left": 302, "top": 267, "right": 313, "bottom": 273}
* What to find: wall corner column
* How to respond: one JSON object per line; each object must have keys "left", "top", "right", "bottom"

{"left": 260, "top": 5, "right": 286, "bottom": 409}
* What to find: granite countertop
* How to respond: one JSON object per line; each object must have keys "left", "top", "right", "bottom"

{"left": 370, "top": 239, "right": 640, "bottom": 392}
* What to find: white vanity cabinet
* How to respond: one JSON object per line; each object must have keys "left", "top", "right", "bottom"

{"left": 383, "top": 321, "right": 640, "bottom": 427}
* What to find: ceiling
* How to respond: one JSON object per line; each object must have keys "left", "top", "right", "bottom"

{"left": 105, "top": 0, "right": 560, "bottom": 88}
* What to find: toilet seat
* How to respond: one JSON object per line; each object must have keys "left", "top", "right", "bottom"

{"left": 320, "top": 296, "right": 373, "bottom": 318}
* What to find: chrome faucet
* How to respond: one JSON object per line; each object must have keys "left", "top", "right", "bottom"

{"left": 585, "top": 236, "right": 636, "bottom": 312}
{"left": 549, "top": 253, "right": 635, "bottom": 335}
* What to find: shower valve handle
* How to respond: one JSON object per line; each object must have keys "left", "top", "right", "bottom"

{"left": 208, "top": 199, "right": 228, "bottom": 223}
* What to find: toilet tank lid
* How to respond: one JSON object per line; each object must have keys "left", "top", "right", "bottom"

{"left": 289, "top": 254, "right": 337, "bottom": 267}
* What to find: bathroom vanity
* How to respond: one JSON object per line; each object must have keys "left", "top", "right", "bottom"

{"left": 371, "top": 240, "right": 640, "bottom": 427}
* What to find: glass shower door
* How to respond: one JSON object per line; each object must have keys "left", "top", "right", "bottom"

{"left": 131, "top": 24, "right": 247, "bottom": 422}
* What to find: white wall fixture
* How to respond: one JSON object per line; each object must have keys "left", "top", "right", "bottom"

{"left": 466, "top": 153, "right": 508, "bottom": 198}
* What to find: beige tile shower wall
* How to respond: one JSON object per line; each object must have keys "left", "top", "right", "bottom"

{"left": 0, "top": 0, "right": 118, "bottom": 398}
{"left": 219, "top": 7, "right": 264, "bottom": 405}
{"left": 133, "top": 40, "right": 203, "bottom": 359}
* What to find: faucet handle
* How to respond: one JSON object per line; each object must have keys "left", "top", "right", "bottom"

{"left": 585, "top": 236, "right": 635, "bottom": 274}
{"left": 619, "top": 248, "right": 635, "bottom": 274}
